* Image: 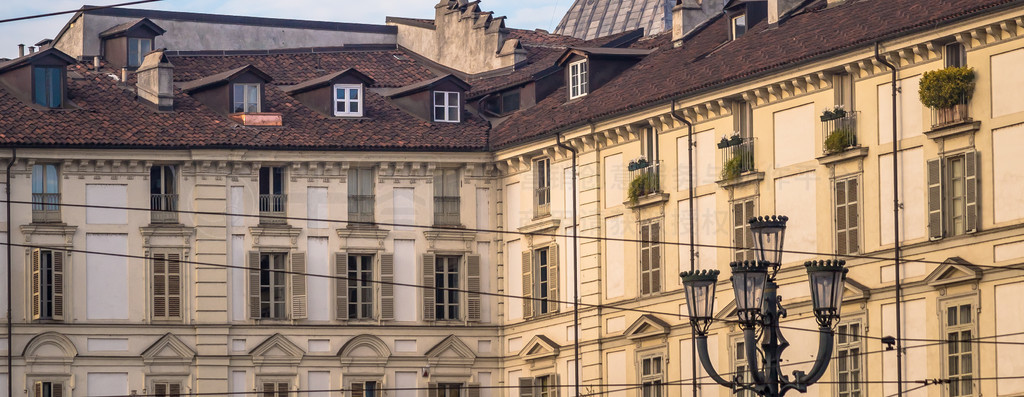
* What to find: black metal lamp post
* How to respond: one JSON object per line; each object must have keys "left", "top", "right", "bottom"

{"left": 680, "top": 215, "right": 849, "bottom": 397}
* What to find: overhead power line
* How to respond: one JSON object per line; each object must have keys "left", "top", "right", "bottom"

{"left": 0, "top": 0, "right": 163, "bottom": 24}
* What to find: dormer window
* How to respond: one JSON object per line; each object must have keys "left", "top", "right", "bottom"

{"left": 569, "top": 59, "right": 589, "bottom": 99}
{"left": 433, "top": 91, "right": 460, "bottom": 122}
{"left": 232, "top": 83, "right": 261, "bottom": 113}
{"left": 33, "top": 66, "right": 63, "bottom": 108}
{"left": 731, "top": 14, "right": 747, "bottom": 40}
{"left": 333, "top": 84, "right": 363, "bottom": 117}
{"left": 127, "top": 37, "right": 153, "bottom": 68}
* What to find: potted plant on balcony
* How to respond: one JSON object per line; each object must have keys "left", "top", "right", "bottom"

{"left": 628, "top": 156, "right": 649, "bottom": 171}
{"left": 717, "top": 136, "right": 731, "bottom": 149}
{"left": 820, "top": 105, "right": 848, "bottom": 121}
{"left": 628, "top": 171, "right": 657, "bottom": 204}
{"left": 919, "top": 66, "right": 975, "bottom": 126}
{"left": 824, "top": 127, "right": 855, "bottom": 154}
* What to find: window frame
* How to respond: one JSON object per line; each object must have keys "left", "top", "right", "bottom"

{"left": 534, "top": 247, "right": 551, "bottom": 315}
{"left": 149, "top": 380, "right": 184, "bottom": 397}
{"left": 433, "top": 168, "right": 461, "bottom": 226}
{"left": 834, "top": 176, "right": 861, "bottom": 255}
{"left": 833, "top": 73, "right": 855, "bottom": 111}
{"left": 941, "top": 295, "right": 979, "bottom": 397}
{"left": 732, "top": 198, "right": 757, "bottom": 262}
{"left": 259, "top": 380, "right": 291, "bottom": 397}
{"left": 232, "top": 83, "right": 261, "bottom": 113}
{"left": 434, "top": 255, "right": 462, "bottom": 321}
{"left": 639, "top": 218, "right": 663, "bottom": 296}
{"left": 259, "top": 252, "right": 289, "bottom": 320}
{"left": 535, "top": 158, "right": 551, "bottom": 217}
{"left": 568, "top": 59, "right": 589, "bottom": 99}
{"left": 834, "top": 319, "right": 865, "bottom": 397}
{"left": 731, "top": 14, "right": 747, "bottom": 40}
{"left": 944, "top": 42, "right": 966, "bottom": 68}
{"left": 437, "top": 383, "right": 465, "bottom": 397}
{"left": 348, "top": 167, "right": 376, "bottom": 224}
{"left": 32, "top": 163, "right": 61, "bottom": 222}
{"left": 946, "top": 154, "right": 968, "bottom": 236}
{"left": 32, "top": 66, "right": 63, "bottom": 108}
{"left": 127, "top": 37, "right": 153, "bottom": 68}
{"left": 36, "top": 249, "right": 57, "bottom": 320}
{"left": 333, "top": 83, "right": 364, "bottom": 117}
{"left": 347, "top": 253, "right": 375, "bottom": 320}
{"left": 732, "top": 337, "right": 754, "bottom": 397}
{"left": 350, "top": 379, "right": 380, "bottom": 397}
{"left": 640, "top": 355, "right": 665, "bottom": 397}
{"left": 31, "top": 380, "right": 67, "bottom": 397}
{"left": 433, "top": 91, "right": 461, "bottom": 122}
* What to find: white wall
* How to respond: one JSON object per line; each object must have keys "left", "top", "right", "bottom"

{"left": 87, "top": 338, "right": 129, "bottom": 351}
{"left": 231, "top": 370, "right": 247, "bottom": 394}
{"left": 774, "top": 104, "right": 815, "bottom": 168}
{"left": 992, "top": 48, "right": 1024, "bottom": 118}
{"left": 394, "top": 239, "right": 417, "bottom": 322}
{"left": 879, "top": 148, "right": 925, "bottom": 245}
{"left": 85, "top": 184, "right": 127, "bottom": 224}
{"left": 605, "top": 215, "right": 624, "bottom": 299}
{"left": 309, "top": 371, "right": 330, "bottom": 397}
{"left": 993, "top": 123, "right": 1024, "bottom": 223}
{"left": 507, "top": 239, "right": 523, "bottom": 320}
{"left": 878, "top": 75, "right": 923, "bottom": 144}
{"left": 775, "top": 171, "right": 817, "bottom": 263}
{"left": 564, "top": 360, "right": 577, "bottom": 397}
{"left": 393, "top": 187, "right": 415, "bottom": 230}
{"left": 1, "top": 373, "right": 7, "bottom": 397}
{"left": 0, "top": 183, "right": 6, "bottom": 223}
{"left": 779, "top": 317, "right": 821, "bottom": 396}
{"left": 396, "top": 371, "right": 418, "bottom": 397}
{"left": 506, "top": 183, "right": 521, "bottom": 230}
{"left": 564, "top": 167, "right": 576, "bottom": 220}
{"left": 229, "top": 186, "right": 244, "bottom": 226}
{"left": 307, "top": 237, "right": 330, "bottom": 321}
{"left": 87, "top": 373, "right": 128, "bottom": 397}
{"left": 477, "top": 241, "right": 491, "bottom": 322}
{"left": 680, "top": 334, "right": 719, "bottom": 397}
{"left": 678, "top": 129, "right": 717, "bottom": 191}
{"left": 560, "top": 227, "right": 580, "bottom": 311}
{"left": 607, "top": 350, "right": 627, "bottom": 397}
{"left": 678, "top": 194, "right": 719, "bottom": 275}
{"left": 230, "top": 234, "right": 245, "bottom": 321}
{"left": 86, "top": 233, "right": 128, "bottom": 320}
{"left": 307, "top": 187, "right": 328, "bottom": 228}
{"left": 479, "top": 371, "right": 493, "bottom": 397}
{"left": 605, "top": 154, "right": 624, "bottom": 207}
{"left": 476, "top": 188, "right": 490, "bottom": 229}
{"left": 882, "top": 299, "right": 927, "bottom": 397}
{"left": 996, "top": 281, "right": 1024, "bottom": 395}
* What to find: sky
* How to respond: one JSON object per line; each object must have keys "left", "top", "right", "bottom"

{"left": 0, "top": 0, "right": 573, "bottom": 59}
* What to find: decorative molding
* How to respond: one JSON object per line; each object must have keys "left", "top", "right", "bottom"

{"left": 338, "top": 334, "right": 391, "bottom": 369}
{"left": 817, "top": 146, "right": 869, "bottom": 166}
{"left": 623, "top": 314, "right": 671, "bottom": 341}
{"left": 22, "top": 331, "right": 78, "bottom": 365}
{"left": 250, "top": 225, "right": 302, "bottom": 247}
{"left": 625, "top": 192, "right": 670, "bottom": 210}
{"left": 140, "top": 224, "right": 195, "bottom": 248}
{"left": 20, "top": 223, "right": 77, "bottom": 244}
{"left": 925, "top": 257, "right": 983, "bottom": 288}
{"left": 518, "top": 335, "right": 559, "bottom": 362}
{"left": 424, "top": 229, "right": 477, "bottom": 251}
{"left": 517, "top": 217, "right": 561, "bottom": 235}
{"left": 716, "top": 172, "right": 765, "bottom": 189}
{"left": 141, "top": 333, "right": 196, "bottom": 368}
{"left": 426, "top": 335, "right": 477, "bottom": 366}
{"left": 250, "top": 333, "right": 305, "bottom": 367}
{"left": 925, "top": 120, "right": 981, "bottom": 140}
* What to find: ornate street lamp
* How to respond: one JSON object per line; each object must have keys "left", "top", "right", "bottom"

{"left": 680, "top": 215, "right": 848, "bottom": 397}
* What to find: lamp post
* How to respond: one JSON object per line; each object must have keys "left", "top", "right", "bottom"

{"left": 680, "top": 215, "right": 849, "bottom": 397}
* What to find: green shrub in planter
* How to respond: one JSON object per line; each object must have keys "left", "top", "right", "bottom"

{"left": 919, "top": 67, "right": 975, "bottom": 109}
{"left": 824, "top": 128, "right": 854, "bottom": 154}
{"left": 628, "top": 172, "right": 657, "bottom": 204}
{"left": 722, "top": 155, "right": 742, "bottom": 180}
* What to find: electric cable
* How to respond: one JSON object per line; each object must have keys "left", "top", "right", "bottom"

{"left": 0, "top": 1, "right": 163, "bottom": 24}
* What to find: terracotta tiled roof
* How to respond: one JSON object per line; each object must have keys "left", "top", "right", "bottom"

{"left": 490, "top": 0, "right": 1018, "bottom": 148}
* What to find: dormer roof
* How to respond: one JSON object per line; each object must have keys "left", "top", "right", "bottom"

{"left": 283, "top": 68, "right": 375, "bottom": 95}
{"left": 0, "top": 47, "right": 75, "bottom": 74}
{"left": 555, "top": 47, "right": 653, "bottom": 66}
{"left": 179, "top": 64, "right": 273, "bottom": 93}
{"left": 99, "top": 17, "right": 167, "bottom": 39}
{"left": 381, "top": 74, "right": 470, "bottom": 98}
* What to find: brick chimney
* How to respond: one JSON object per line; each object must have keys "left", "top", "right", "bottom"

{"left": 135, "top": 49, "right": 174, "bottom": 111}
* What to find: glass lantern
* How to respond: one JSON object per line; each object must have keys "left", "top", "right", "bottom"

{"left": 749, "top": 215, "right": 788, "bottom": 275}
{"left": 729, "top": 260, "right": 769, "bottom": 327}
{"left": 804, "top": 259, "right": 848, "bottom": 329}
{"left": 680, "top": 269, "right": 720, "bottom": 336}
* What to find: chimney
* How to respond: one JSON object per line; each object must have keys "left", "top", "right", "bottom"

{"left": 18, "top": 44, "right": 24, "bottom": 57}
{"left": 28, "top": 46, "right": 35, "bottom": 54}
{"left": 768, "top": 0, "right": 804, "bottom": 26}
{"left": 672, "top": 0, "right": 726, "bottom": 47}
{"left": 121, "top": 67, "right": 128, "bottom": 84}
{"left": 93, "top": 56, "right": 100, "bottom": 70}
{"left": 672, "top": 2, "right": 685, "bottom": 46}
{"left": 135, "top": 49, "right": 174, "bottom": 111}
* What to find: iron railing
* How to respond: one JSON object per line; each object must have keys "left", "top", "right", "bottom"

{"left": 628, "top": 161, "right": 661, "bottom": 200}
{"left": 931, "top": 95, "right": 971, "bottom": 129}
{"left": 259, "top": 194, "right": 287, "bottom": 224}
{"left": 434, "top": 196, "right": 461, "bottom": 226}
{"left": 150, "top": 193, "right": 179, "bottom": 223}
{"left": 348, "top": 194, "right": 375, "bottom": 225}
{"left": 821, "top": 111, "right": 859, "bottom": 155}
{"left": 720, "top": 138, "right": 756, "bottom": 180}
{"left": 31, "top": 192, "right": 61, "bottom": 223}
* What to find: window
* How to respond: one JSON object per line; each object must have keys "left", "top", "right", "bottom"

{"left": 833, "top": 73, "right": 854, "bottom": 111}
{"left": 333, "top": 84, "right": 363, "bottom": 117}
{"left": 642, "top": 127, "right": 658, "bottom": 162}
{"left": 351, "top": 381, "right": 378, "bottom": 397}
{"left": 150, "top": 165, "right": 177, "bottom": 223}
{"left": 435, "top": 255, "right": 461, "bottom": 320}
{"left": 835, "top": 322, "right": 863, "bottom": 397}
{"left": 233, "top": 83, "right": 261, "bottom": 113}
{"left": 437, "top": 383, "right": 464, "bottom": 397}
{"left": 640, "top": 356, "right": 664, "bottom": 397}
{"left": 485, "top": 89, "right": 521, "bottom": 115}
{"left": 535, "top": 247, "right": 551, "bottom": 315}
{"left": 732, "top": 199, "right": 756, "bottom": 261}
{"left": 261, "top": 382, "right": 289, "bottom": 397}
{"left": 835, "top": 177, "right": 860, "bottom": 255}
{"left": 128, "top": 37, "right": 153, "bottom": 68}
{"left": 519, "top": 376, "right": 555, "bottom": 397}
{"left": 568, "top": 59, "right": 589, "bottom": 99}
{"left": 33, "top": 381, "right": 64, "bottom": 397}
{"left": 259, "top": 167, "right": 286, "bottom": 223}
{"left": 927, "top": 151, "right": 979, "bottom": 239}
{"left": 259, "top": 253, "right": 287, "bottom": 319}
{"left": 733, "top": 340, "right": 753, "bottom": 397}
{"left": 944, "top": 43, "right": 966, "bottom": 68}
{"left": 153, "top": 382, "right": 182, "bottom": 397}
{"left": 731, "top": 14, "right": 747, "bottom": 39}
{"left": 524, "top": 245, "right": 557, "bottom": 318}
{"left": 434, "top": 169, "right": 461, "bottom": 226}
{"left": 639, "top": 219, "right": 662, "bottom": 295}
{"left": 348, "top": 168, "right": 375, "bottom": 224}
{"left": 433, "top": 91, "right": 460, "bottom": 122}
{"left": 535, "top": 158, "right": 551, "bottom": 217}
{"left": 151, "top": 252, "right": 182, "bottom": 320}
{"left": 347, "top": 254, "right": 374, "bottom": 320}
{"left": 31, "top": 249, "right": 64, "bottom": 321}
{"left": 33, "top": 66, "right": 62, "bottom": 108}
{"left": 32, "top": 164, "right": 60, "bottom": 222}
{"left": 945, "top": 303, "right": 976, "bottom": 397}
{"left": 734, "top": 101, "right": 752, "bottom": 138}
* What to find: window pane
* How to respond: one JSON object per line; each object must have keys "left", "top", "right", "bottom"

{"left": 948, "top": 306, "right": 958, "bottom": 326}
{"left": 960, "top": 305, "right": 971, "bottom": 325}
{"left": 448, "top": 105, "right": 458, "bottom": 121}
{"left": 435, "top": 92, "right": 445, "bottom": 105}
{"left": 233, "top": 85, "right": 245, "bottom": 112}
{"left": 435, "top": 107, "right": 446, "bottom": 121}
{"left": 247, "top": 85, "right": 259, "bottom": 112}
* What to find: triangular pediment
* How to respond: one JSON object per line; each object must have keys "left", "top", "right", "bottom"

{"left": 142, "top": 333, "right": 195, "bottom": 364}
{"left": 624, "top": 314, "right": 670, "bottom": 340}
{"left": 250, "top": 334, "right": 304, "bottom": 365}
{"left": 426, "top": 335, "right": 476, "bottom": 360}
{"left": 518, "top": 335, "right": 559, "bottom": 361}
{"left": 843, "top": 277, "right": 870, "bottom": 302}
{"left": 926, "top": 257, "right": 982, "bottom": 288}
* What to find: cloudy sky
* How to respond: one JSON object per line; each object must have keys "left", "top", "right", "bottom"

{"left": 0, "top": 0, "right": 573, "bottom": 59}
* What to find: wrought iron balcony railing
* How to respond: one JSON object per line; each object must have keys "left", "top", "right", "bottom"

{"left": 150, "top": 193, "right": 179, "bottom": 223}
{"left": 31, "top": 193, "right": 61, "bottom": 223}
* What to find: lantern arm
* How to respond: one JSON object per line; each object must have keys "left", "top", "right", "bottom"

{"left": 782, "top": 327, "right": 835, "bottom": 394}
{"left": 695, "top": 335, "right": 735, "bottom": 388}
{"left": 742, "top": 327, "right": 767, "bottom": 385}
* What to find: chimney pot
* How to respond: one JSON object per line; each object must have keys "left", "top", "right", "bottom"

{"left": 28, "top": 46, "right": 35, "bottom": 54}
{"left": 121, "top": 67, "right": 128, "bottom": 84}
{"left": 17, "top": 44, "right": 24, "bottom": 57}
{"left": 93, "top": 56, "right": 100, "bottom": 70}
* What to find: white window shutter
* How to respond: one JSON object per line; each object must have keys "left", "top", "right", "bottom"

{"left": 249, "top": 251, "right": 261, "bottom": 319}
{"left": 964, "top": 150, "right": 979, "bottom": 233}
{"left": 422, "top": 254, "right": 436, "bottom": 321}
{"left": 522, "top": 251, "right": 533, "bottom": 318}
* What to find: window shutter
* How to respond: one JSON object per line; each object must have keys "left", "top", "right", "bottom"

{"left": 835, "top": 180, "right": 848, "bottom": 255}
{"left": 422, "top": 254, "right": 436, "bottom": 321}
{"left": 651, "top": 222, "right": 661, "bottom": 294}
{"left": 262, "top": 382, "right": 275, "bottom": 397}
{"left": 380, "top": 253, "right": 395, "bottom": 320}
{"left": 155, "top": 383, "right": 167, "bottom": 397}
{"left": 34, "top": 382, "right": 42, "bottom": 397}
{"left": 522, "top": 251, "right": 533, "bottom": 319}
{"left": 551, "top": 375, "right": 561, "bottom": 397}
{"left": 847, "top": 179, "right": 860, "bottom": 254}
{"left": 466, "top": 254, "right": 481, "bottom": 322}
{"left": 927, "top": 158, "right": 944, "bottom": 240}
{"left": 291, "top": 252, "right": 307, "bottom": 320}
{"left": 52, "top": 382, "right": 63, "bottom": 397}
{"left": 733, "top": 202, "right": 744, "bottom": 261}
{"left": 519, "top": 378, "right": 534, "bottom": 397}
{"left": 167, "top": 253, "right": 182, "bottom": 319}
{"left": 52, "top": 250, "right": 64, "bottom": 320}
{"left": 169, "top": 383, "right": 181, "bottom": 397}
{"left": 547, "top": 245, "right": 559, "bottom": 313}
{"left": 278, "top": 382, "right": 289, "bottom": 397}
{"left": 427, "top": 383, "right": 438, "bottom": 397}
{"left": 743, "top": 201, "right": 755, "bottom": 257}
{"left": 466, "top": 383, "right": 481, "bottom": 397}
{"left": 964, "top": 150, "right": 979, "bottom": 233}
{"left": 249, "top": 251, "right": 261, "bottom": 319}
{"left": 154, "top": 253, "right": 168, "bottom": 318}
{"left": 351, "top": 383, "right": 364, "bottom": 397}
{"left": 640, "top": 223, "right": 651, "bottom": 295}
{"left": 335, "top": 252, "right": 349, "bottom": 320}
{"left": 31, "top": 249, "right": 40, "bottom": 320}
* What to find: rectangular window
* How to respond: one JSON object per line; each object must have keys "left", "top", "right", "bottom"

{"left": 33, "top": 381, "right": 64, "bottom": 397}
{"left": 153, "top": 382, "right": 182, "bottom": 397}
{"left": 534, "top": 247, "right": 550, "bottom": 315}
{"left": 259, "top": 167, "right": 286, "bottom": 223}
{"left": 569, "top": 60, "right": 589, "bottom": 99}
{"left": 152, "top": 252, "right": 182, "bottom": 320}
{"left": 334, "top": 84, "right": 363, "bottom": 117}
{"left": 731, "top": 14, "right": 747, "bottom": 39}
{"left": 262, "top": 382, "right": 289, "bottom": 397}
{"left": 433, "top": 91, "right": 460, "bottom": 122}
{"left": 836, "top": 322, "right": 863, "bottom": 397}
{"left": 348, "top": 168, "right": 375, "bottom": 224}
{"left": 33, "top": 66, "right": 62, "bottom": 108}
{"left": 641, "top": 356, "right": 664, "bottom": 397}
{"left": 259, "top": 253, "right": 287, "bottom": 319}
{"left": 947, "top": 155, "right": 967, "bottom": 236}
{"left": 928, "top": 151, "right": 978, "bottom": 239}
{"left": 733, "top": 199, "right": 756, "bottom": 261}
{"left": 945, "top": 303, "right": 975, "bottom": 397}
{"left": 351, "top": 381, "right": 378, "bottom": 397}
{"left": 734, "top": 340, "right": 753, "bottom": 397}
{"left": 434, "top": 169, "right": 460, "bottom": 226}
{"left": 128, "top": 37, "right": 153, "bottom": 67}
{"left": 535, "top": 158, "right": 551, "bottom": 217}
{"left": 435, "top": 255, "right": 460, "bottom": 320}
{"left": 834, "top": 73, "right": 854, "bottom": 111}
{"left": 31, "top": 249, "right": 63, "bottom": 320}
{"left": 32, "top": 164, "right": 61, "bottom": 222}
{"left": 233, "top": 83, "right": 261, "bottom": 113}
{"left": 945, "top": 43, "right": 966, "bottom": 68}
{"left": 484, "top": 89, "right": 521, "bottom": 115}
{"left": 640, "top": 219, "right": 662, "bottom": 295}
{"left": 437, "top": 383, "right": 463, "bottom": 397}
{"left": 734, "top": 101, "right": 752, "bottom": 138}
{"left": 835, "top": 177, "right": 860, "bottom": 255}
{"left": 347, "top": 254, "right": 374, "bottom": 320}
{"left": 150, "top": 165, "right": 178, "bottom": 222}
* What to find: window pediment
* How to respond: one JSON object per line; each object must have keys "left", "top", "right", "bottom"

{"left": 250, "top": 333, "right": 305, "bottom": 366}
{"left": 22, "top": 332, "right": 77, "bottom": 364}
{"left": 142, "top": 333, "right": 195, "bottom": 365}
{"left": 624, "top": 314, "right": 671, "bottom": 340}
{"left": 518, "top": 335, "right": 560, "bottom": 361}
{"left": 925, "top": 257, "right": 982, "bottom": 288}
{"left": 426, "top": 335, "right": 476, "bottom": 367}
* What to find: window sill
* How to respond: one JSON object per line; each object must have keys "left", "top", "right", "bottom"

{"left": 518, "top": 217, "right": 561, "bottom": 234}
{"left": 624, "top": 192, "right": 669, "bottom": 209}
{"left": 716, "top": 171, "right": 764, "bottom": 188}
{"left": 925, "top": 120, "right": 980, "bottom": 140}
{"left": 817, "top": 146, "right": 869, "bottom": 166}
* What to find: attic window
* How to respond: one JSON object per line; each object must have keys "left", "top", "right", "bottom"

{"left": 484, "top": 89, "right": 521, "bottom": 115}
{"left": 232, "top": 83, "right": 261, "bottom": 113}
{"left": 33, "top": 66, "right": 63, "bottom": 108}
{"left": 333, "top": 84, "right": 363, "bottom": 117}
{"left": 568, "top": 59, "right": 589, "bottom": 99}
{"left": 433, "top": 91, "right": 460, "bottom": 122}
{"left": 127, "top": 37, "right": 153, "bottom": 68}
{"left": 731, "top": 14, "right": 747, "bottom": 40}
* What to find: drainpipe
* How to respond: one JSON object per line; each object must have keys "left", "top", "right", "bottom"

{"left": 555, "top": 132, "right": 580, "bottom": 397}
{"left": 670, "top": 100, "right": 697, "bottom": 396}
{"left": 6, "top": 147, "right": 15, "bottom": 397}
{"left": 875, "top": 41, "right": 902, "bottom": 397}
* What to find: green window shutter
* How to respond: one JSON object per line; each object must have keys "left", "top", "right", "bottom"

{"left": 927, "top": 158, "right": 944, "bottom": 240}
{"left": 335, "top": 252, "right": 348, "bottom": 320}
{"left": 522, "top": 251, "right": 533, "bottom": 319}
{"left": 422, "top": 254, "right": 436, "bottom": 321}
{"left": 380, "top": 253, "right": 395, "bottom": 320}
{"left": 964, "top": 150, "right": 979, "bottom": 233}
{"left": 466, "top": 254, "right": 481, "bottom": 322}
{"left": 249, "top": 251, "right": 261, "bottom": 319}
{"left": 291, "top": 252, "right": 307, "bottom": 320}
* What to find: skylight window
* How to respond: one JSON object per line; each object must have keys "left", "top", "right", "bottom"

{"left": 569, "top": 59, "right": 589, "bottom": 99}
{"left": 334, "top": 84, "right": 363, "bottom": 117}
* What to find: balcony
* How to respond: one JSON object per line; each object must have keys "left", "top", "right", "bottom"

{"left": 720, "top": 137, "right": 755, "bottom": 180}
{"left": 259, "top": 194, "right": 287, "bottom": 225}
{"left": 31, "top": 193, "right": 61, "bottom": 223}
{"left": 150, "top": 193, "right": 179, "bottom": 223}
{"left": 434, "top": 196, "right": 461, "bottom": 226}
{"left": 627, "top": 160, "right": 662, "bottom": 204}
{"left": 821, "top": 111, "right": 859, "bottom": 155}
{"left": 535, "top": 186, "right": 550, "bottom": 217}
{"left": 348, "top": 195, "right": 375, "bottom": 226}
